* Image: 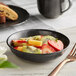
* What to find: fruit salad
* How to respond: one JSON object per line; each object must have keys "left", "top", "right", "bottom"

{"left": 11, "top": 35, "right": 64, "bottom": 54}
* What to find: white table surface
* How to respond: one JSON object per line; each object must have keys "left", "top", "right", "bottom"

{"left": 0, "top": 0, "right": 76, "bottom": 76}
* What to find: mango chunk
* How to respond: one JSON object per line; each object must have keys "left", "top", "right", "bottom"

{"left": 16, "top": 47, "right": 23, "bottom": 51}
{"left": 28, "top": 40, "right": 42, "bottom": 47}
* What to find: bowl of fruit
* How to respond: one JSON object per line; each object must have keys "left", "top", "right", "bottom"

{"left": 6, "top": 29, "right": 70, "bottom": 62}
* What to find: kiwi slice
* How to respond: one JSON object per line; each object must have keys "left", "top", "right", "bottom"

{"left": 41, "top": 35, "right": 56, "bottom": 44}
{"left": 22, "top": 46, "right": 32, "bottom": 53}
{"left": 33, "top": 35, "right": 41, "bottom": 40}
{"left": 23, "top": 46, "right": 42, "bottom": 54}
{"left": 34, "top": 49, "right": 42, "bottom": 54}
{"left": 28, "top": 46, "right": 37, "bottom": 51}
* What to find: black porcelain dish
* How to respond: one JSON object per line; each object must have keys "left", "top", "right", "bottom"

{"left": 6, "top": 29, "right": 70, "bottom": 62}
{"left": 0, "top": 5, "right": 29, "bottom": 28}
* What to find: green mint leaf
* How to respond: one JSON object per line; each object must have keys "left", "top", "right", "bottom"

{"left": 0, "top": 61, "right": 19, "bottom": 68}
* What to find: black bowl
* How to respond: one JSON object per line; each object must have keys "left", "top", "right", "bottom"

{"left": 6, "top": 29, "right": 70, "bottom": 62}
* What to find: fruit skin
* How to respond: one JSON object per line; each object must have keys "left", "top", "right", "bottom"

{"left": 12, "top": 40, "right": 27, "bottom": 46}
{"left": 41, "top": 44, "right": 56, "bottom": 54}
{"left": 48, "top": 40, "right": 64, "bottom": 51}
{"left": 28, "top": 40, "right": 42, "bottom": 47}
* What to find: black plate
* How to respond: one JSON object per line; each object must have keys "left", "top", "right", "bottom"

{"left": 0, "top": 5, "right": 29, "bottom": 28}
{"left": 7, "top": 29, "right": 70, "bottom": 62}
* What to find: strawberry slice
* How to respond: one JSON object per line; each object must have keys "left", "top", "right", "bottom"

{"left": 17, "top": 40, "right": 27, "bottom": 43}
{"left": 12, "top": 40, "right": 27, "bottom": 43}
{"left": 35, "top": 45, "right": 42, "bottom": 48}
{"left": 48, "top": 40, "right": 64, "bottom": 51}
{"left": 14, "top": 46, "right": 23, "bottom": 51}
{"left": 14, "top": 47, "right": 18, "bottom": 50}
{"left": 41, "top": 35, "right": 43, "bottom": 38}
{"left": 41, "top": 44, "right": 56, "bottom": 54}
{"left": 12, "top": 40, "right": 27, "bottom": 46}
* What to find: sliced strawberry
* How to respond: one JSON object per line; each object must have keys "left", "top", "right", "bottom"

{"left": 41, "top": 35, "right": 43, "bottom": 38}
{"left": 12, "top": 40, "right": 27, "bottom": 43}
{"left": 39, "top": 35, "right": 43, "bottom": 40}
{"left": 48, "top": 40, "right": 64, "bottom": 51}
{"left": 14, "top": 47, "right": 18, "bottom": 49}
{"left": 14, "top": 46, "right": 23, "bottom": 51}
{"left": 12, "top": 40, "right": 27, "bottom": 46}
{"left": 16, "top": 40, "right": 27, "bottom": 43}
{"left": 35, "top": 46, "right": 42, "bottom": 48}
{"left": 41, "top": 44, "right": 56, "bottom": 54}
